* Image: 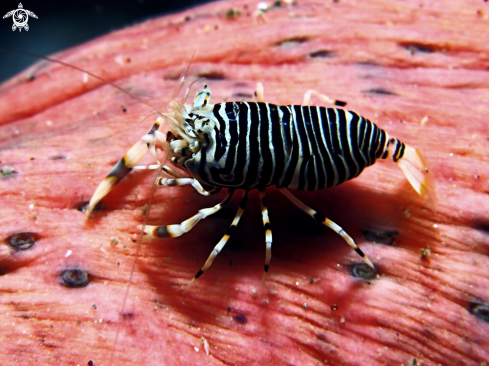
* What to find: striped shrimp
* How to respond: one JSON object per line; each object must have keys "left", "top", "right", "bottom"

{"left": 86, "top": 79, "right": 436, "bottom": 286}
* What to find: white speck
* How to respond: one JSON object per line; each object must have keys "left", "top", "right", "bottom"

{"left": 201, "top": 337, "right": 210, "bottom": 356}
{"left": 433, "top": 224, "right": 439, "bottom": 228}
{"left": 295, "top": 281, "right": 300, "bottom": 286}
{"left": 449, "top": 153, "right": 454, "bottom": 157}
{"left": 99, "top": 319, "right": 103, "bottom": 323}
{"left": 420, "top": 116, "right": 429, "bottom": 125}
{"left": 257, "top": 2, "right": 270, "bottom": 11}
{"left": 46, "top": 120, "right": 53, "bottom": 126}
{"left": 28, "top": 203, "right": 36, "bottom": 209}
{"left": 340, "top": 317, "right": 345, "bottom": 323}
{"left": 65, "top": 250, "right": 72, "bottom": 258}
{"left": 194, "top": 347, "right": 199, "bottom": 352}
{"left": 82, "top": 72, "right": 88, "bottom": 83}
{"left": 114, "top": 55, "right": 124, "bottom": 65}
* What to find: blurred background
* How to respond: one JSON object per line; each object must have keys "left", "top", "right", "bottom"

{"left": 0, "top": 0, "right": 211, "bottom": 83}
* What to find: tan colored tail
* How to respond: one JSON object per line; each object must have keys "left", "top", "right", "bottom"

{"left": 397, "top": 145, "right": 437, "bottom": 211}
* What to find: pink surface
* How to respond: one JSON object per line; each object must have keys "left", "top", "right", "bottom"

{"left": 1, "top": 1, "right": 488, "bottom": 365}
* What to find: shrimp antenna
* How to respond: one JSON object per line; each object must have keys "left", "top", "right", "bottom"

{"left": 1, "top": 48, "right": 159, "bottom": 111}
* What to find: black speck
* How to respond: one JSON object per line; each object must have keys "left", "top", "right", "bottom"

{"left": 227, "top": 306, "right": 231, "bottom": 312}
{"left": 196, "top": 71, "right": 226, "bottom": 80}
{"left": 60, "top": 269, "right": 89, "bottom": 288}
{"left": 365, "top": 88, "right": 398, "bottom": 96}
{"left": 399, "top": 41, "right": 439, "bottom": 54}
{"left": 350, "top": 263, "right": 377, "bottom": 280}
{"left": 122, "top": 312, "right": 134, "bottom": 319}
{"left": 7, "top": 232, "right": 38, "bottom": 250}
{"left": 274, "top": 36, "right": 311, "bottom": 47}
{"left": 92, "top": 304, "right": 97, "bottom": 310}
{"left": 363, "top": 230, "right": 399, "bottom": 245}
{"left": 49, "top": 154, "right": 68, "bottom": 160}
{"left": 309, "top": 50, "right": 335, "bottom": 58}
{"left": 233, "top": 313, "right": 247, "bottom": 324}
{"left": 75, "top": 200, "right": 103, "bottom": 213}
{"left": 469, "top": 302, "right": 489, "bottom": 323}
{"left": 232, "top": 93, "right": 253, "bottom": 100}
{"left": 88, "top": 360, "right": 94, "bottom": 366}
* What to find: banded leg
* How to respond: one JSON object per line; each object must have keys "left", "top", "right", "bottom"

{"left": 155, "top": 177, "right": 219, "bottom": 196}
{"left": 259, "top": 189, "right": 273, "bottom": 284}
{"left": 139, "top": 189, "right": 235, "bottom": 240}
{"left": 187, "top": 190, "right": 249, "bottom": 288}
{"left": 86, "top": 118, "right": 165, "bottom": 216}
{"left": 279, "top": 188, "right": 376, "bottom": 270}
{"left": 302, "top": 90, "right": 347, "bottom": 107}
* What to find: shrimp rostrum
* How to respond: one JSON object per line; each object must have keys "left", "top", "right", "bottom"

{"left": 86, "top": 80, "right": 436, "bottom": 285}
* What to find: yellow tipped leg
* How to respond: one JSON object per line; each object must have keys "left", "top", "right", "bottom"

{"left": 85, "top": 139, "right": 149, "bottom": 217}
{"left": 255, "top": 83, "right": 265, "bottom": 103}
{"left": 188, "top": 191, "right": 248, "bottom": 287}
{"left": 302, "top": 90, "right": 347, "bottom": 107}
{"left": 279, "top": 188, "right": 377, "bottom": 272}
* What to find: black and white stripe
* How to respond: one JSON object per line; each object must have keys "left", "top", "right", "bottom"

{"left": 186, "top": 102, "right": 406, "bottom": 191}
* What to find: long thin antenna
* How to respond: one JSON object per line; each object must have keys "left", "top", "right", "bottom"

{"left": 1, "top": 48, "right": 159, "bottom": 111}
{"left": 108, "top": 165, "right": 162, "bottom": 365}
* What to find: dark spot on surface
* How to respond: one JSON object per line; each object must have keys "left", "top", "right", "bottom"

{"left": 122, "top": 312, "right": 135, "bottom": 319}
{"left": 420, "top": 247, "right": 431, "bottom": 259}
{"left": 121, "top": 105, "right": 127, "bottom": 113}
{"left": 92, "top": 304, "right": 97, "bottom": 310}
{"left": 49, "top": 154, "right": 68, "bottom": 160}
{"left": 232, "top": 92, "right": 253, "bottom": 100}
{"left": 399, "top": 41, "right": 440, "bottom": 54}
{"left": 350, "top": 263, "right": 377, "bottom": 280}
{"left": 317, "top": 333, "right": 326, "bottom": 341}
{"left": 331, "top": 304, "right": 338, "bottom": 311}
{"left": 184, "top": 15, "right": 192, "bottom": 21}
{"left": 88, "top": 361, "right": 94, "bottom": 366}
{"left": 196, "top": 71, "right": 226, "bottom": 80}
{"left": 26, "top": 74, "right": 36, "bottom": 82}
{"left": 75, "top": 200, "right": 103, "bottom": 213}
{"left": 225, "top": 7, "right": 241, "bottom": 19}
{"left": 7, "top": 232, "right": 38, "bottom": 250}
{"left": 363, "top": 230, "right": 399, "bottom": 245}
{"left": 309, "top": 49, "right": 335, "bottom": 58}
{"left": 472, "top": 221, "right": 489, "bottom": 233}
{"left": 60, "top": 269, "right": 89, "bottom": 288}
{"left": 365, "top": 88, "right": 398, "bottom": 96}
{"left": 233, "top": 313, "right": 247, "bottom": 324}
{"left": 309, "top": 279, "right": 313, "bottom": 284}
{"left": 227, "top": 306, "right": 231, "bottom": 312}
{"left": 275, "top": 36, "right": 311, "bottom": 47}
{"left": 469, "top": 302, "right": 489, "bottom": 323}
